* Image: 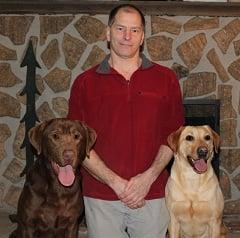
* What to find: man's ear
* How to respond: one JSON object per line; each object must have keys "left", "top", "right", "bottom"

{"left": 28, "top": 121, "right": 49, "bottom": 155}
{"left": 106, "top": 26, "right": 111, "bottom": 42}
{"left": 167, "top": 126, "right": 184, "bottom": 153}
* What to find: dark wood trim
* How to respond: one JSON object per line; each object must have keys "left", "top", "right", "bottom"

{"left": 1, "top": 1, "right": 240, "bottom": 16}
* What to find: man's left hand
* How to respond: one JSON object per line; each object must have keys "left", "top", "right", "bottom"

{"left": 119, "top": 172, "right": 154, "bottom": 209}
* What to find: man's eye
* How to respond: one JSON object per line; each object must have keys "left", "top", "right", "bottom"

{"left": 117, "top": 26, "right": 123, "bottom": 31}
{"left": 132, "top": 29, "right": 139, "bottom": 33}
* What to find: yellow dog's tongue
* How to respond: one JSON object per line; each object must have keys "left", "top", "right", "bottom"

{"left": 58, "top": 165, "right": 75, "bottom": 186}
{"left": 194, "top": 158, "right": 207, "bottom": 173}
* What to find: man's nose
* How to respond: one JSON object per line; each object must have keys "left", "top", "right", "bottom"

{"left": 123, "top": 29, "right": 131, "bottom": 40}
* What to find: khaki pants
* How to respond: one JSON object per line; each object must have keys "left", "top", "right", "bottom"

{"left": 84, "top": 197, "right": 169, "bottom": 238}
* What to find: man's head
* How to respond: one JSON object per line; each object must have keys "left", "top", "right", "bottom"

{"left": 106, "top": 4, "right": 145, "bottom": 58}
{"left": 108, "top": 4, "right": 145, "bottom": 30}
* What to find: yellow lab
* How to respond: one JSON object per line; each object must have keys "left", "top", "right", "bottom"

{"left": 166, "top": 125, "right": 227, "bottom": 238}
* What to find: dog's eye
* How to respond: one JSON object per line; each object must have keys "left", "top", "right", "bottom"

{"left": 204, "top": 135, "right": 211, "bottom": 141}
{"left": 186, "top": 135, "right": 194, "bottom": 141}
{"left": 52, "top": 133, "right": 59, "bottom": 140}
{"left": 74, "top": 133, "right": 81, "bottom": 140}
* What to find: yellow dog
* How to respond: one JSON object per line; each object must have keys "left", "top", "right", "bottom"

{"left": 166, "top": 125, "right": 227, "bottom": 238}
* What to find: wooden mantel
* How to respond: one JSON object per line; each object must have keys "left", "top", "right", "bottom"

{"left": 1, "top": 1, "right": 240, "bottom": 16}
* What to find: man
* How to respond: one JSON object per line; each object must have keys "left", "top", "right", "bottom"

{"left": 68, "top": 4, "right": 184, "bottom": 238}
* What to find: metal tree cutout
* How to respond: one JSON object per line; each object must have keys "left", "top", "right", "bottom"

{"left": 20, "top": 40, "right": 41, "bottom": 176}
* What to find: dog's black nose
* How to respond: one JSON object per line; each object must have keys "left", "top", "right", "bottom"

{"left": 197, "top": 146, "right": 208, "bottom": 158}
{"left": 63, "top": 150, "right": 74, "bottom": 164}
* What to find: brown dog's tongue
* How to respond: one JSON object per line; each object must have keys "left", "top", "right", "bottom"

{"left": 194, "top": 159, "right": 207, "bottom": 173}
{"left": 58, "top": 165, "right": 75, "bottom": 186}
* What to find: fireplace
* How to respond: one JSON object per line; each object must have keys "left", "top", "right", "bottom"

{"left": 183, "top": 99, "right": 220, "bottom": 177}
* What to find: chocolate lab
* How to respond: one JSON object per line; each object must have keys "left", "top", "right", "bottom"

{"left": 10, "top": 118, "right": 96, "bottom": 238}
{"left": 166, "top": 125, "right": 228, "bottom": 238}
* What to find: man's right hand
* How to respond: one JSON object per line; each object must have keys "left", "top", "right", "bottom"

{"left": 109, "top": 176, "right": 146, "bottom": 209}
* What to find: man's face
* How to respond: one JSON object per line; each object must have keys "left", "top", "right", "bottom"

{"left": 107, "top": 9, "right": 145, "bottom": 59}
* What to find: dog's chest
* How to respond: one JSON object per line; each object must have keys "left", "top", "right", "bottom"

{"left": 172, "top": 186, "right": 220, "bottom": 218}
{"left": 173, "top": 199, "right": 213, "bottom": 222}
{"left": 35, "top": 196, "right": 83, "bottom": 229}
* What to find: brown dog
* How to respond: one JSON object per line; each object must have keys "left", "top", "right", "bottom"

{"left": 166, "top": 125, "right": 227, "bottom": 238}
{"left": 10, "top": 118, "right": 96, "bottom": 238}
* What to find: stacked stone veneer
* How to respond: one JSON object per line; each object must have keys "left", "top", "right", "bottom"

{"left": 0, "top": 14, "right": 240, "bottom": 231}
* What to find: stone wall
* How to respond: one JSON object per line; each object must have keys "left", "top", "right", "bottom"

{"left": 0, "top": 13, "right": 240, "bottom": 231}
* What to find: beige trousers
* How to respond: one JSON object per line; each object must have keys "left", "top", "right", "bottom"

{"left": 84, "top": 197, "right": 170, "bottom": 238}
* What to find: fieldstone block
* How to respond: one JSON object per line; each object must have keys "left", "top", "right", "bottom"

{"left": 232, "top": 173, "right": 240, "bottom": 191}
{"left": 41, "top": 39, "right": 60, "bottom": 70}
{"left": 220, "top": 119, "right": 237, "bottom": 147}
{"left": 0, "top": 91, "right": 21, "bottom": 118}
{"left": 218, "top": 85, "right": 237, "bottom": 119}
{"left": 224, "top": 215, "right": 240, "bottom": 234}
{"left": 0, "top": 63, "right": 22, "bottom": 87}
{"left": 206, "top": 48, "right": 230, "bottom": 83}
{"left": 74, "top": 16, "right": 106, "bottom": 44}
{"left": 3, "top": 158, "right": 25, "bottom": 183}
{"left": 52, "top": 97, "right": 68, "bottom": 118}
{"left": 146, "top": 35, "right": 173, "bottom": 61}
{"left": 0, "top": 183, "right": 5, "bottom": 208}
{"left": 0, "top": 143, "right": 6, "bottom": 162}
{"left": 220, "top": 149, "right": 240, "bottom": 174}
{"left": 0, "top": 124, "right": 11, "bottom": 143}
{"left": 183, "top": 72, "right": 216, "bottom": 97}
{"left": 43, "top": 67, "right": 71, "bottom": 93}
{"left": 233, "top": 39, "right": 240, "bottom": 56}
{"left": 37, "top": 102, "right": 56, "bottom": 122}
{"left": 0, "top": 124, "right": 11, "bottom": 161}
{"left": 62, "top": 33, "right": 87, "bottom": 70}
{"left": 151, "top": 16, "right": 181, "bottom": 35}
{"left": 0, "top": 16, "right": 34, "bottom": 45}
{"left": 0, "top": 43, "right": 17, "bottom": 60}
{"left": 228, "top": 57, "right": 240, "bottom": 82}
{"left": 219, "top": 170, "right": 231, "bottom": 200}
{"left": 212, "top": 18, "right": 240, "bottom": 54}
{"left": 177, "top": 33, "right": 207, "bottom": 70}
{"left": 183, "top": 17, "right": 219, "bottom": 32}
{"left": 171, "top": 63, "right": 189, "bottom": 80}
{"left": 40, "top": 16, "right": 74, "bottom": 45}
{"left": 13, "top": 123, "right": 26, "bottom": 160}
{"left": 82, "top": 45, "right": 106, "bottom": 71}
{"left": 224, "top": 199, "right": 240, "bottom": 215}
{"left": 239, "top": 92, "right": 240, "bottom": 115}
{"left": 4, "top": 185, "right": 22, "bottom": 208}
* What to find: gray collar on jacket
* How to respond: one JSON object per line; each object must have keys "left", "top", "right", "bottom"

{"left": 96, "top": 54, "right": 153, "bottom": 74}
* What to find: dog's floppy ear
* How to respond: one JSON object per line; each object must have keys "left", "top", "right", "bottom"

{"left": 28, "top": 121, "right": 49, "bottom": 155}
{"left": 208, "top": 126, "right": 220, "bottom": 153}
{"left": 167, "top": 126, "right": 184, "bottom": 153}
{"left": 81, "top": 122, "right": 97, "bottom": 158}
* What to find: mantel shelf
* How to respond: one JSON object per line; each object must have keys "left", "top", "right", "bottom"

{"left": 1, "top": 1, "right": 240, "bottom": 16}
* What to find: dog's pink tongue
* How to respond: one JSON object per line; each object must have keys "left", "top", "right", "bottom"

{"left": 58, "top": 165, "right": 75, "bottom": 187}
{"left": 194, "top": 159, "right": 207, "bottom": 173}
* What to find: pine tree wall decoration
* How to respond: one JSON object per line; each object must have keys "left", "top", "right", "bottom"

{"left": 20, "top": 40, "right": 41, "bottom": 176}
